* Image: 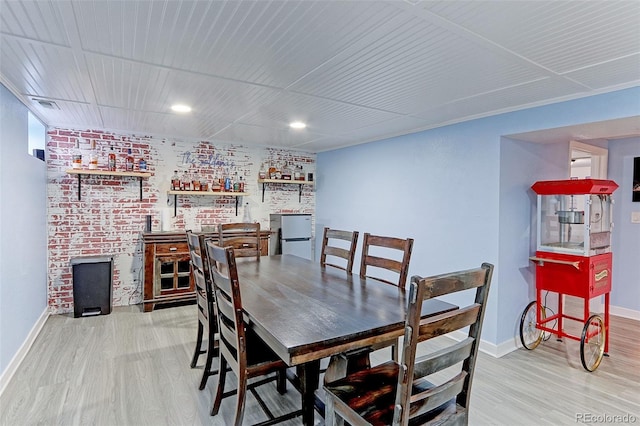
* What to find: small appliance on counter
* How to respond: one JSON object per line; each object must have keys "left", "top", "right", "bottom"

{"left": 270, "top": 213, "right": 313, "bottom": 260}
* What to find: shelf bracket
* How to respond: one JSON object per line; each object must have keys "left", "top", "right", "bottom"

{"left": 262, "top": 182, "right": 266, "bottom": 202}
{"left": 236, "top": 197, "right": 239, "bottom": 216}
{"left": 298, "top": 183, "right": 303, "bottom": 202}
{"left": 174, "top": 195, "right": 177, "bottom": 217}
{"left": 139, "top": 177, "right": 143, "bottom": 200}
{"left": 77, "top": 174, "right": 82, "bottom": 200}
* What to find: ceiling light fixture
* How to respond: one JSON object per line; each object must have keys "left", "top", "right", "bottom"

{"left": 171, "top": 104, "right": 192, "bottom": 113}
{"left": 289, "top": 121, "right": 306, "bottom": 129}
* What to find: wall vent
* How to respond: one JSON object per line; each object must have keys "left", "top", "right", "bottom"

{"left": 32, "top": 98, "right": 60, "bottom": 110}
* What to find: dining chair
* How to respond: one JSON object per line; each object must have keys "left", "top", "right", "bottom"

{"left": 205, "top": 241, "right": 302, "bottom": 425}
{"left": 320, "top": 227, "right": 359, "bottom": 273}
{"left": 218, "top": 222, "right": 261, "bottom": 260}
{"left": 186, "top": 230, "right": 218, "bottom": 390}
{"left": 360, "top": 233, "right": 414, "bottom": 361}
{"left": 323, "top": 262, "right": 494, "bottom": 426}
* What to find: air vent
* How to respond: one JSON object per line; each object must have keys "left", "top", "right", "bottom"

{"left": 32, "top": 98, "right": 59, "bottom": 110}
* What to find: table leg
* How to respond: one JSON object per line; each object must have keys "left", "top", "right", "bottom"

{"left": 297, "top": 360, "right": 320, "bottom": 426}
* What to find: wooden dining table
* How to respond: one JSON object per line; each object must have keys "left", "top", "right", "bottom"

{"left": 235, "top": 254, "right": 458, "bottom": 426}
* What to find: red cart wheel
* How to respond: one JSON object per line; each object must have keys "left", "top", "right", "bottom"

{"left": 519, "top": 301, "right": 545, "bottom": 350}
{"left": 580, "top": 314, "right": 605, "bottom": 372}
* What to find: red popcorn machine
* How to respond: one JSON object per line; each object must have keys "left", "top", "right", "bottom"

{"left": 520, "top": 178, "right": 618, "bottom": 371}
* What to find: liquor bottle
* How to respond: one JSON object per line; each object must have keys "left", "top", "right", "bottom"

{"left": 233, "top": 172, "right": 240, "bottom": 192}
{"left": 181, "top": 171, "right": 191, "bottom": 191}
{"left": 72, "top": 139, "right": 82, "bottom": 169}
{"left": 238, "top": 176, "right": 245, "bottom": 193}
{"left": 224, "top": 175, "right": 231, "bottom": 191}
{"left": 171, "top": 170, "right": 180, "bottom": 190}
{"left": 89, "top": 140, "right": 98, "bottom": 170}
{"left": 259, "top": 163, "right": 267, "bottom": 180}
{"left": 192, "top": 171, "right": 201, "bottom": 191}
{"left": 108, "top": 145, "right": 116, "bottom": 171}
{"left": 139, "top": 158, "right": 147, "bottom": 172}
{"left": 125, "top": 148, "right": 134, "bottom": 171}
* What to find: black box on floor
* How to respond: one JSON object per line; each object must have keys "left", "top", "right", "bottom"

{"left": 70, "top": 256, "right": 113, "bottom": 318}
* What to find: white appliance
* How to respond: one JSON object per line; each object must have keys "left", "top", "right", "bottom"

{"left": 270, "top": 214, "right": 313, "bottom": 260}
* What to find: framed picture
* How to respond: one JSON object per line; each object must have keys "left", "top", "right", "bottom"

{"left": 634, "top": 157, "right": 640, "bottom": 202}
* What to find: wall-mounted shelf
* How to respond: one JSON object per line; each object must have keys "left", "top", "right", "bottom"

{"left": 168, "top": 190, "right": 248, "bottom": 216}
{"left": 66, "top": 169, "right": 152, "bottom": 200}
{"left": 258, "top": 178, "right": 314, "bottom": 202}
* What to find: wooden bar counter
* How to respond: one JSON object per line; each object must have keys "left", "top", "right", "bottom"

{"left": 142, "top": 230, "right": 270, "bottom": 312}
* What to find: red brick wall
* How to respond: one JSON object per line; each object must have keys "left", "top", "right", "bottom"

{"left": 46, "top": 128, "right": 315, "bottom": 314}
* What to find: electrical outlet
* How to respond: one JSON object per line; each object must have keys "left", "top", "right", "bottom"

{"left": 632, "top": 211, "right": 640, "bottom": 224}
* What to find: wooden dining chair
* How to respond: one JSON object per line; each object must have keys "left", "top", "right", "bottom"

{"left": 218, "top": 222, "right": 261, "bottom": 260}
{"left": 186, "top": 230, "right": 219, "bottom": 390}
{"left": 320, "top": 227, "right": 359, "bottom": 273}
{"left": 205, "top": 241, "right": 302, "bottom": 425}
{"left": 323, "top": 262, "right": 494, "bottom": 426}
{"left": 360, "top": 233, "right": 414, "bottom": 361}
{"left": 359, "top": 233, "right": 414, "bottom": 288}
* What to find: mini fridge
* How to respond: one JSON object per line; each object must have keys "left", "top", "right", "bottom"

{"left": 270, "top": 214, "right": 313, "bottom": 260}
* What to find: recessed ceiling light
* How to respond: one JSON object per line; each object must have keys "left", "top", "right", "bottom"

{"left": 289, "top": 121, "right": 306, "bottom": 129}
{"left": 171, "top": 104, "right": 192, "bottom": 113}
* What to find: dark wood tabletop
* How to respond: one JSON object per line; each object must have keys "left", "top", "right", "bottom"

{"left": 235, "top": 254, "right": 458, "bottom": 425}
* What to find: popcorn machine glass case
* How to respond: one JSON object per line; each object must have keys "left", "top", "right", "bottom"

{"left": 534, "top": 179, "right": 615, "bottom": 256}
{"left": 521, "top": 179, "right": 618, "bottom": 372}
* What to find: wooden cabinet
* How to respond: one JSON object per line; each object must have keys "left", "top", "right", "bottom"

{"left": 142, "top": 230, "right": 271, "bottom": 312}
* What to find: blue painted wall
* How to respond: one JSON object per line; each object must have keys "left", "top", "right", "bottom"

{"left": 0, "top": 84, "right": 48, "bottom": 378}
{"left": 317, "top": 87, "right": 640, "bottom": 351}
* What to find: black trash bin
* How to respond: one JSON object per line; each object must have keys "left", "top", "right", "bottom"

{"left": 70, "top": 256, "right": 113, "bottom": 318}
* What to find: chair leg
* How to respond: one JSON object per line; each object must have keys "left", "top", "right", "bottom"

{"left": 211, "top": 356, "right": 227, "bottom": 416}
{"left": 199, "top": 334, "right": 216, "bottom": 390}
{"left": 190, "top": 321, "right": 204, "bottom": 368}
{"left": 276, "top": 368, "right": 287, "bottom": 394}
{"left": 234, "top": 371, "right": 248, "bottom": 426}
{"left": 325, "top": 395, "right": 344, "bottom": 426}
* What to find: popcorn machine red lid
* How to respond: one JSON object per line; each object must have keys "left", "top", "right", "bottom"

{"left": 531, "top": 178, "right": 618, "bottom": 195}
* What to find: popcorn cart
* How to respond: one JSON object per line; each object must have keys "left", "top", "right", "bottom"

{"left": 520, "top": 179, "right": 618, "bottom": 371}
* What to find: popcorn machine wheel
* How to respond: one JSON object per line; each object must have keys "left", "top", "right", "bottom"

{"left": 519, "top": 179, "right": 618, "bottom": 372}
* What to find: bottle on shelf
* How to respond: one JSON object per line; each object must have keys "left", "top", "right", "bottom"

{"left": 233, "top": 172, "right": 240, "bottom": 192}
{"left": 282, "top": 162, "right": 292, "bottom": 180}
{"left": 238, "top": 176, "right": 245, "bottom": 193}
{"left": 125, "top": 148, "right": 134, "bottom": 172}
{"left": 192, "top": 171, "right": 201, "bottom": 191}
{"left": 201, "top": 177, "right": 209, "bottom": 192}
{"left": 268, "top": 161, "right": 277, "bottom": 179}
{"left": 224, "top": 174, "right": 231, "bottom": 191}
{"left": 171, "top": 170, "right": 180, "bottom": 191}
{"left": 88, "top": 139, "right": 98, "bottom": 170}
{"left": 181, "top": 171, "right": 191, "bottom": 191}
{"left": 139, "top": 157, "right": 147, "bottom": 172}
{"left": 108, "top": 145, "right": 116, "bottom": 171}
{"left": 259, "top": 163, "right": 267, "bottom": 180}
{"left": 72, "top": 139, "right": 82, "bottom": 169}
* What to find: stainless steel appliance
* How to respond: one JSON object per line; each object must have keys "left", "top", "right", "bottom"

{"left": 270, "top": 214, "right": 313, "bottom": 260}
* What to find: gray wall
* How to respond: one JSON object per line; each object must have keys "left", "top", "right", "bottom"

{"left": 0, "top": 84, "right": 48, "bottom": 378}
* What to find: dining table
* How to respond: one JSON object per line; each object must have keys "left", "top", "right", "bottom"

{"left": 235, "top": 254, "right": 458, "bottom": 426}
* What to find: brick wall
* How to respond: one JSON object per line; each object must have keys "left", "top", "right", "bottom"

{"left": 46, "top": 128, "right": 315, "bottom": 314}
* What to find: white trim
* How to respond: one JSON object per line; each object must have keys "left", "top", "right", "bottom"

{"left": 610, "top": 305, "right": 640, "bottom": 321}
{"left": 0, "top": 308, "right": 49, "bottom": 397}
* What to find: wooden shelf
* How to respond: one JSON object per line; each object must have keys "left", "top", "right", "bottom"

{"left": 66, "top": 169, "right": 152, "bottom": 200}
{"left": 168, "top": 190, "right": 248, "bottom": 216}
{"left": 258, "top": 178, "right": 314, "bottom": 202}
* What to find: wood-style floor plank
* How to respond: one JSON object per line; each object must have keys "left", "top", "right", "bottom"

{"left": 1, "top": 302, "right": 638, "bottom": 425}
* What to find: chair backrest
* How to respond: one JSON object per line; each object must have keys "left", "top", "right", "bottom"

{"left": 205, "top": 241, "right": 245, "bottom": 376}
{"left": 320, "top": 227, "right": 359, "bottom": 273}
{"left": 186, "top": 230, "right": 213, "bottom": 328}
{"left": 359, "top": 233, "right": 414, "bottom": 288}
{"left": 394, "top": 263, "right": 494, "bottom": 425}
{"left": 218, "top": 222, "right": 261, "bottom": 260}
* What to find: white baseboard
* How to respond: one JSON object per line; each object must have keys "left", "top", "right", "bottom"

{"left": 610, "top": 305, "right": 640, "bottom": 321}
{"left": 0, "top": 308, "right": 49, "bottom": 397}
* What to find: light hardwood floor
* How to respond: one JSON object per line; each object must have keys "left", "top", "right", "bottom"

{"left": 1, "top": 299, "right": 638, "bottom": 425}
